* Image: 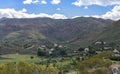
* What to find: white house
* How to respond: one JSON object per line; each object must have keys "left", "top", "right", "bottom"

{"left": 113, "top": 49, "right": 120, "bottom": 57}
{"left": 84, "top": 48, "right": 89, "bottom": 53}
{"left": 95, "top": 41, "right": 106, "bottom": 45}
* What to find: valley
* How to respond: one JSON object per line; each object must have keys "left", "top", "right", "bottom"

{"left": 0, "top": 17, "right": 120, "bottom": 74}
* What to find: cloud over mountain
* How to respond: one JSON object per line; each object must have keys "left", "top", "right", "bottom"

{"left": 0, "top": 8, "right": 67, "bottom": 19}
{"left": 101, "top": 5, "right": 120, "bottom": 20}
{"left": 71, "top": 5, "right": 120, "bottom": 20}
{"left": 1, "top": 5, "right": 120, "bottom": 20}
{"left": 92, "top": 5, "right": 120, "bottom": 20}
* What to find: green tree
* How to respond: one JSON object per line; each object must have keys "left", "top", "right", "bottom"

{"left": 37, "top": 50, "right": 47, "bottom": 57}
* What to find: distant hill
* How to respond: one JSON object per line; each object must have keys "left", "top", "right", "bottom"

{"left": 70, "top": 20, "right": 120, "bottom": 49}
{"left": 91, "top": 20, "right": 120, "bottom": 46}
{"left": 0, "top": 17, "right": 113, "bottom": 54}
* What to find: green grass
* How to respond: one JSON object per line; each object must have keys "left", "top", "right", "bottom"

{"left": 0, "top": 54, "right": 74, "bottom": 71}
{"left": 56, "top": 60, "right": 71, "bottom": 67}
{"left": 0, "top": 54, "right": 41, "bottom": 63}
{"left": 0, "top": 54, "right": 72, "bottom": 65}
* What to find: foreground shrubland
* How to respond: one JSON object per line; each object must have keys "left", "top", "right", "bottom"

{"left": 0, "top": 62, "right": 59, "bottom": 74}
{"left": 77, "top": 51, "right": 113, "bottom": 74}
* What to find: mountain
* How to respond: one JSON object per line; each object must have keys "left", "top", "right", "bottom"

{"left": 0, "top": 17, "right": 113, "bottom": 54}
{"left": 91, "top": 20, "right": 120, "bottom": 46}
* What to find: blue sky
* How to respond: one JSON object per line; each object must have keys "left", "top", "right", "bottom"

{"left": 0, "top": 0, "right": 120, "bottom": 20}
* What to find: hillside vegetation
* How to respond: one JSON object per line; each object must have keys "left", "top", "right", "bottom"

{"left": 0, "top": 17, "right": 113, "bottom": 54}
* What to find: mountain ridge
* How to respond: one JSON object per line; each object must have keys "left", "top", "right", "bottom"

{"left": 0, "top": 17, "right": 114, "bottom": 54}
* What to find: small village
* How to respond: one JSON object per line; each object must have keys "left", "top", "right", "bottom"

{"left": 37, "top": 41, "right": 120, "bottom": 60}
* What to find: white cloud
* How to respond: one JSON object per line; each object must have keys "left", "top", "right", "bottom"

{"left": 41, "top": 0, "right": 47, "bottom": 4}
{"left": 101, "top": 5, "right": 120, "bottom": 20}
{"left": 72, "top": 16, "right": 80, "bottom": 19}
{"left": 84, "top": 6, "right": 88, "bottom": 9}
{"left": 51, "top": 0, "right": 61, "bottom": 5}
{"left": 0, "top": 8, "right": 67, "bottom": 19}
{"left": 23, "top": 0, "right": 61, "bottom": 5}
{"left": 0, "top": 8, "right": 27, "bottom": 18}
{"left": 52, "top": 14, "right": 67, "bottom": 19}
{"left": 19, "top": 8, "right": 27, "bottom": 13}
{"left": 1, "top": 6, "right": 120, "bottom": 20}
{"left": 72, "top": 5, "right": 120, "bottom": 20}
{"left": 85, "top": 5, "right": 120, "bottom": 20}
{"left": 23, "top": 0, "right": 39, "bottom": 4}
{"left": 72, "top": 0, "right": 120, "bottom": 7}
{"left": 56, "top": 8, "right": 61, "bottom": 11}
{"left": 23, "top": 0, "right": 32, "bottom": 4}
{"left": 32, "top": 0, "right": 39, "bottom": 4}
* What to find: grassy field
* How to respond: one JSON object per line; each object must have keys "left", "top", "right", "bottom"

{"left": 0, "top": 53, "right": 77, "bottom": 74}
{"left": 0, "top": 54, "right": 41, "bottom": 63}
{"left": 0, "top": 54, "right": 72, "bottom": 68}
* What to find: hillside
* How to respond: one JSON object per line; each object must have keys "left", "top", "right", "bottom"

{"left": 70, "top": 20, "right": 120, "bottom": 49}
{"left": 0, "top": 17, "right": 113, "bottom": 54}
{"left": 92, "top": 20, "right": 120, "bottom": 46}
